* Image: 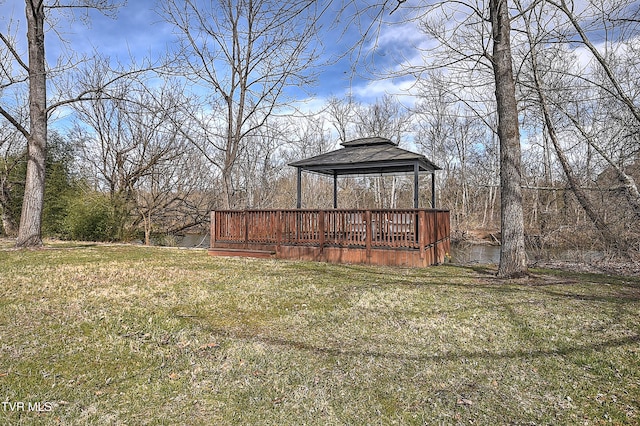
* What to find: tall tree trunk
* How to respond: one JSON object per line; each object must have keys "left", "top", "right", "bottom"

{"left": 490, "top": 0, "right": 528, "bottom": 277}
{"left": 17, "top": 0, "right": 47, "bottom": 248}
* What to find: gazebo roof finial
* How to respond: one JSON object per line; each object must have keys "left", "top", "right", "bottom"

{"left": 340, "top": 136, "right": 398, "bottom": 147}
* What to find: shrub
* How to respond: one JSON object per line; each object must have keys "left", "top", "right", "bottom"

{"left": 63, "top": 192, "right": 118, "bottom": 241}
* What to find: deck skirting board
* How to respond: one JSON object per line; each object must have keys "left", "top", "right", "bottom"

{"left": 209, "top": 238, "right": 450, "bottom": 267}
{"left": 208, "top": 248, "right": 275, "bottom": 259}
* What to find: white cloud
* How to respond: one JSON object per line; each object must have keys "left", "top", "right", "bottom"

{"left": 351, "top": 76, "right": 419, "bottom": 105}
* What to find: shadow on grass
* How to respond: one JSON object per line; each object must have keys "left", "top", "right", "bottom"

{"left": 201, "top": 322, "right": 640, "bottom": 364}
{"left": 186, "top": 262, "right": 640, "bottom": 365}
{"left": 536, "top": 288, "right": 640, "bottom": 304}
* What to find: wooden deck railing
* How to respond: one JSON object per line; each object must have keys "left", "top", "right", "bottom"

{"left": 211, "top": 209, "right": 450, "bottom": 259}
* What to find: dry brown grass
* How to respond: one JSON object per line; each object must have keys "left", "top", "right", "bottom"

{"left": 0, "top": 240, "right": 638, "bottom": 424}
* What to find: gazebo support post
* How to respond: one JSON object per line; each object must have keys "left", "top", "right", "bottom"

{"left": 413, "top": 162, "right": 419, "bottom": 209}
{"left": 431, "top": 172, "right": 436, "bottom": 208}
{"left": 296, "top": 167, "right": 302, "bottom": 209}
{"left": 333, "top": 171, "right": 338, "bottom": 209}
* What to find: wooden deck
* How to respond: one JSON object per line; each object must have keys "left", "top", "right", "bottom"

{"left": 208, "top": 209, "right": 450, "bottom": 267}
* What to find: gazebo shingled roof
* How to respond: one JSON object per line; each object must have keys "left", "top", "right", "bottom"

{"left": 289, "top": 136, "right": 440, "bottom": 176}
{"left": 288, "top": 137, "right": 442, "bottom": 209}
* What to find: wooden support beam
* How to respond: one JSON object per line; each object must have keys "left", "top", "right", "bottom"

{"left": 418, "top": 210, "right": 426, "bottom": 260}
{"left": 433, "top": 208, "right": 438, "bottom": 263}
{"left": 243, "top": 211, "right": 249, "bottom": 249}
{"left": 333, "top": 171, "right": 338, "bottom": 209}
{"left": 296, "top": 167, "right": 302, "bottom": 209}
{"left": 365, "top": 210, "right": 372, "bottom": 259}
{"left": 318, "top": 210, "right": 325, "bottom": 253}
{"left": 414, "top": 163, "right": 419, "bottom": 209}
{"left": 210, "top": 211, "right": 216, "bottom": 248}
{"left": 431, "top": 172, "right": 436, "bottom": 208}
{"left": 276, "top": 210, "right": 282, "bottom": 253}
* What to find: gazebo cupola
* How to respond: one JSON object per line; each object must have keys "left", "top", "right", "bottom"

{"left": 288, "top": 137, "right": 441, "bottom": 209}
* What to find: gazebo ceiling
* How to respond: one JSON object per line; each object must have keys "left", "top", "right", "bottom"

{"left": 288, "top": 137, "right": 441, "bottom": 176}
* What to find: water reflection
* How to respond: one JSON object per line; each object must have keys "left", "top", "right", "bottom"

{"left": 176, "top": 234, "right": 209, "bottom": 248}
{"left": 451, "top": 243, "right": 605, "bottom": 264}
{"left": 452, "top": 244, "right": 501, "bottom": 264}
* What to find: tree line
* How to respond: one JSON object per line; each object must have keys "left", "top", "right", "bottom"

{"left": 1, "top": 0, "right": 639, "bottom": 277}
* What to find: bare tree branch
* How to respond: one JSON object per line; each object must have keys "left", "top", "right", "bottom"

{"left": 0, "top": 33, "right": 29, "bottom": 72}
{"left": 0, "top": 106, "right": 30, "bottom": 139}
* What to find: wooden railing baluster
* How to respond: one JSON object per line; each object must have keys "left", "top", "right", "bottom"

{"left": 210, "top": 208, "right": 450, "bottom": 265}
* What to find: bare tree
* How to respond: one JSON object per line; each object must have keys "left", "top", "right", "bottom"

{"left": 352, "top": 95, "right": 412, "bottom": 208}
{"left": 134, "top": 144, "right": 215, "bottom": 245}
{"left": 280, "top": 112, "right": 336, "bottom": 209}
{"left": 512, "top": 0, "right": 640, "bottom": 252}
{"left": 327, "top": 96, "right": 356, "bottom": 144}
{"left": 15, "top": 0, "right": 47, "bottom": 247}
{"left": 71, "top": 77, "right": 195, "bottom": 241}
{"left": 414, "top": 74, "right": 498, "bottom": 225}
{"left": 235, "top": 117, "right": 295, "bottom": 208}
{"left": 355, "top": 0, "right": 527, "bottom": 275}
{"left": 0, "top": 0, "right": 123, "bottom": 247}
{"left": 161, "top": 0, "right": 325, "bottom": 209}
{"left": 516, "top": 0, "right": 616, "bottom": 245}
{"left": 545, "top": 0, "right": 640, "bottom": 219}
{"left": 488, "top": 0, "right": 528, "bottom": 276}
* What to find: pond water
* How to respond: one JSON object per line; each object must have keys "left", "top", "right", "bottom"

{"left": 176, "top": 234, "right": 210, "bottom": 248}
{"left": 451, "top": 243, "right": 605, "bottom": 265}
{"left": 451, "top": 244, "right": 501, "bottom": 264}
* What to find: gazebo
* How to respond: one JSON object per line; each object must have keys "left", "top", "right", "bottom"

{"left": 289, "top": 137, "right": 441, "bottom": 209}
{"left": 208, "top": 137, "right": 450, "bottom": 267}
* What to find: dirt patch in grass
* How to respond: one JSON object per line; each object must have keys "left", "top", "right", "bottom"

{"left": 1, "top": 241, "right": 639, "bottom": 424}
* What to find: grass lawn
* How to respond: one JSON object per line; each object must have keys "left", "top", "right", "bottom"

{"left": 0, "top": 240, "right": 638, "bottom": 425}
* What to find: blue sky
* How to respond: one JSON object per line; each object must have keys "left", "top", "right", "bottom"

{"left": 1, "top": 0, "right": 626, "bottom": 111}
{"left": 0, "top": 0, "right": 420, "bottom": 108}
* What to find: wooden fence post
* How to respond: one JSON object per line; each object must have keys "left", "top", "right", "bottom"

{"left": 210, "top": 211, "right": 216, "bottom": 249}
{"left": 244, "top": 211, "right": 249, "bottom": 249}
{"left": 433, "top": 210, "right": 438, "bottom": 263}
{"left": 418, "top": 210, "right": 426, "bottom": 261}
{"left": 365, "top": 210, "right": 372, "bottom": 260}
{"left": 276, "top": 210, "right": 282, "bottom": 253}
{"left": 318, "top": 210, "right": 325, "bottom": 253}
